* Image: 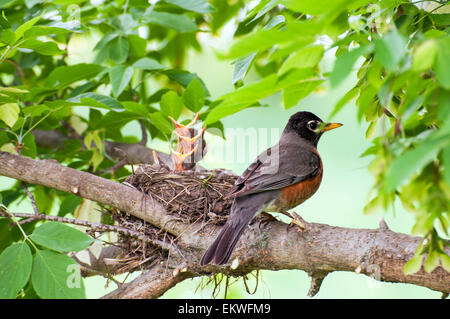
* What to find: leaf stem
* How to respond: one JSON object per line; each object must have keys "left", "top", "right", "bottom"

{"left": 0, "top": 206, "right": 39, "bottom": 251}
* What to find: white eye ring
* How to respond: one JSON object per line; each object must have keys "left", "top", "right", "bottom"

{"left": 307, "top": 120, "right": 320, "bottom": 132}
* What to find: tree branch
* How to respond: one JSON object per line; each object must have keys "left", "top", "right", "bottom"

{"left": 0, "top": 210, "right": 154, "bottom": 243}
{"left": 0, "top": 151, "right": 183, "bottom": 236}
{"left": 102, "top": 263, "right": 195, "bottom": 299}
{"left": 0, "top": 151, "right": 448, "bottom": 298}
{"left": 32, "top": 129, "right": 173, "bottom": 168}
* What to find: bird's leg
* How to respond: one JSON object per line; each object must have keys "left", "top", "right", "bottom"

{"left": 258, "top": 211, "right": 278, "bottom": 228}
{"left": 279, "top": 209, "right": 306, "bottom": 230}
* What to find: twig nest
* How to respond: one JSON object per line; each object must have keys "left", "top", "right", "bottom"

{"left": 107, "top": 164, "right": 237, "bottom": 274}
{"left": 125, "top": 164, "right": 237, "bottom": 226}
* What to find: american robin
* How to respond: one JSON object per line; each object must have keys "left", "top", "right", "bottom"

{"left": 200, "top": 111, "right": 342, "bottom": 266}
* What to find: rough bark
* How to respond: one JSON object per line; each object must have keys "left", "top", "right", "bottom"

{"left": 0, "top": 151, "right": 449, "bottom": 298}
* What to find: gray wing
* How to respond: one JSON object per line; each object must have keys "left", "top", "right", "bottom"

{"left": 228, "top": 139, "right": 321, "bottom": 198}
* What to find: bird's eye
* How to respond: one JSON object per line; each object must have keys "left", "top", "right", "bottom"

{"left": 307, "top": 120, "right": 319, "bottom": 131}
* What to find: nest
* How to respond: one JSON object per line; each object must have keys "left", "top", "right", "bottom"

{"left": 106, "top": 164, "right": 238, "bottom": 274}
{"left": 127, "top": 164, "right": 237, "bottom": 225}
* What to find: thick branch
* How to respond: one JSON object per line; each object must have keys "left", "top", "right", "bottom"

{"left": 0, "top": 151, "right": 448, "bottom": 298}
{"left": 0, "top": 151, "right": 184, "bottom": 235}
{"left": 102, "top": 264, "right": 195, "bottom": 299}
{"left": 32, "top": 129, "right": 173, "bottom": 168}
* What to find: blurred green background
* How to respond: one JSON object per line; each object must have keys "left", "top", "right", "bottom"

{"left": 0, "top": 32, "right": 441, "bottom": 300}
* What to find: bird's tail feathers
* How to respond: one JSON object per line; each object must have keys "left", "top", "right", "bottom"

{"left": 200, "top": 214, "right": 252, "bottom": 266}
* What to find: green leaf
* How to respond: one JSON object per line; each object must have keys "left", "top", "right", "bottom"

{"left": 403, "top": 254, "right": 423, "bottom": 276}
{"left": 282, "top": 80, "right": 323, "bottom": 109}
{"left": 182, "top": 78, "right": 205, "bottom": 112}
{"left": 424, "top": 250, "right": 440, "bottom": 273}
{"left": 160, "top": 91, "right": 183, "bottom": 120}
{"left": 121, "top": 101, "right": 150, "bottom": 116}
{"left": 279, "top": 45, "right": 324, "bottom": 75}
{"left": 109, "top": 66, "right": 134, "bottom": 98}
{"left": 32, "top": 249, "right": 86, "bottom": 299}
{"left": 14, "top": 15, "right": 40, "bottom": 39}
{"left": 0, "top": 87, "right": 29, "bottom": 94}
{"left": 281, "top": 0, "right": 345, "bottom": 15}
{"left": 148, "top": 112, "right": 173, "bottom": 136}
{"left": 143, "top": 11, "right": 198, "bottom": 33}
{"left": 385, "top": 134, "right": 450, "bottom": 192}
{"left": 365, "top": 120, "right": 377, "bottom": 140}
{"left": 165, "top": 0, "right": 215, "bottom": 13}
{"left": 22, "top": 105, "right": 49, "bottom": 117}
{"left": 22, "top": 132, "right": 36, "bottom": 158}
{"left": 0, "top": 103, "right": 20, "bottom": 127}
{"left": 132, "top": 57, "right": 166, "bottom": 70}
{"left": 429, "top": 12, "right": 450, "bottom": 26}
{"left": 127, "top": 34, "right": 147, "bottom": 58}
{"left": 226, "top": 19, "right": 319, "bottom": 59}
{"left": 33, "top": 187, "right": 54, "bottom": 214}
{"left": 435, "top": 38, "right": 450, "bottom": 89}
{"left": 247, "top": 0, "right": 280, "bottom": 22}
{"left": 97, "top": 110, "right": 141, "bottom": 128}
{"left": 443, "top": 145, "right": 450, "bottom": 186}
{"left": 265, "top": 14, "right": 285, "bottom": 29}
{"left": 93, "top": 31, "right": 118, "bottom": 52}
{"left": 274, "top": 68, "right": 316, "bottom": 90}
{"left": 330, "top": 86, "right": 359, "bottom": 118}
{"left": 163, "top": 70, "right": 210, "bottom": 95}
{"left": 68, "top": 93, "right": 124, "bottom": 110}
{"left": 58, "top": 194, "right": 83, "bottom": 217}
{"left": 109, "top": 36, "right": 129, "bottom": 64}
{"left": 232, "top": 53, "right": 256, "bottom": 84}
{"left": 0, "top": 14, "right": 10, "bottom": 29}
{"left": 412, "top": 40, "right": 437, "bottom": 72}
{"left": 205, "top": 74, "right": 278, "bottom": 124}
{"left": 30, "top": 222, "right": 94, "bottom": 252}
{"left": 363, "top": 195, "right": 382, "bottom": 215}
{"left": 45, "top": 64, "right": 104, "bottom": 89}
{"left": 441, "top": 253, "right": 450, "bottom": 272}
{"left": 20, "top": 39, "right": 65, "bottom": 55}
{"left": 0, "top": 242, "right": 32, "bottom": 298}
{"left": 0, "top": 29, "right": 16, "bottom": 45}
{"left": 23, "top": 26, "right": 72, "bottom": 39}
{"left": 374, "top": 28, "right": 407, "bottom": 72}
{"left": 330, "top": 44, "right": 373, "bottom": 87}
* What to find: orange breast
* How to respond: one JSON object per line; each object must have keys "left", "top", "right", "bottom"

{"left": 275, "top": 148, "right": 323, "bottom": 210}
{"left": 276, "top": 170, "right": 323, "bottom": 210}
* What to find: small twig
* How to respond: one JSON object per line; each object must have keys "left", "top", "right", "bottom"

{"left": 97, "top": 147, "right": 130, "bottom": 176}
{"left": 0, "top": 210, "right": 157, "bottom": 245}
{"left": 224, "top": 275, "right": 230, "bottom": 299}
{"left": 152, "top": 150, "right": 160, "bottom": 165}
{"left": 166, "top": 188, "right": 186, "bottom": 205}
{"left": 97, "top": 157, "right": 128, "bottom": 176}
{"left": 307, "top": 271, "right": 329, "bottom": 297}
{"left": 379, "top": 217, "right": 390, "bottom": 231}
{"left": 60, "top": 120, "right": 84, "bottom": 143}
{"left": 5, "top": 59, "right": 28, "bottom": 85}
{"left": 22, "top": 182, "right": 40, "bottom": 216}
{"left": 139, "top": 120, "right": 148, "bottom": 146}
{"left": 243, "top": 270, "right": 259, "bottom": 295}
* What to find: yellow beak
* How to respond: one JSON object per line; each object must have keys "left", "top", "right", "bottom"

{"left": 322, "top": 122, "right": 343, "bottom": 132}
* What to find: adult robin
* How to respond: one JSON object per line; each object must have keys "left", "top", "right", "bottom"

{"left": 200, "top": 111, "right": 342, "bottom": 266}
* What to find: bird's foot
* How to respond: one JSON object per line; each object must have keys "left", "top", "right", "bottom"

{"left": 258, "top": 212, "right": 278, "bottom": 229}
{"left": 279, "top": 209, "right": 306, "bottom": 231}
{"left": 289, "top": 211, "right": 306, "bottom": 231}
